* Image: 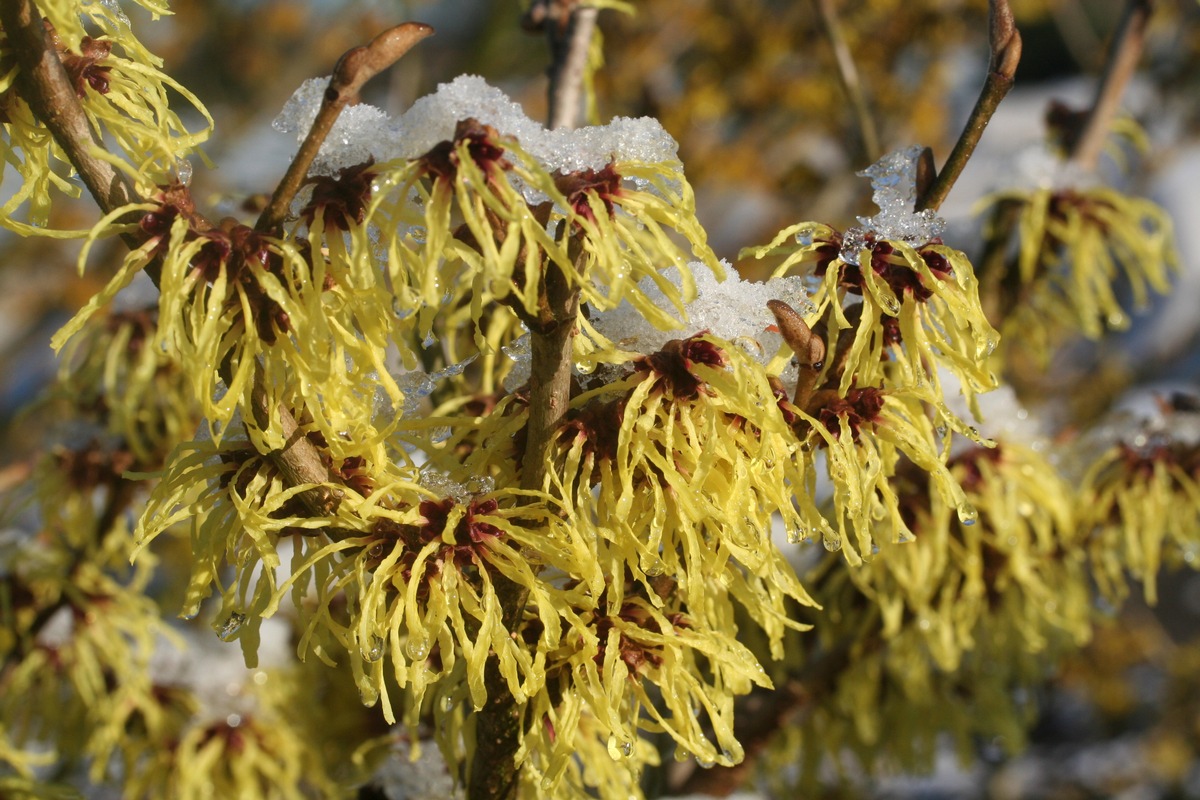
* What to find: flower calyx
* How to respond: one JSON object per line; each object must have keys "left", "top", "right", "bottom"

{"left": 299, "top": 159, "right": 376, "bottom": 232}
{"left": 417, "top": 118, "right": 511, "bottom": 183}
{"left": 635, "top": 335, "right": 727, "bottom": 400}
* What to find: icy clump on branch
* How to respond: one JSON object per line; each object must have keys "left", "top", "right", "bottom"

{"left": 590, "top": 261, "right": 814, "bottom": 361}
{"left": 273, "top": 74, "right": 680, "bottom": 176}
{"left": 840, "top": 145, "right": 946, "bottom": 265}
{"left": 502, "top": 262, "right": 812, "bottom": 393}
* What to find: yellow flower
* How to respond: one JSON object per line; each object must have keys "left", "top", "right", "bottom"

{"left": 0, "top": 1, "right": 210, "bottom": 233}
{"left": 980, "top": 186, "right": 1177, "bottom": 362}
{"left": 1080, "top": 423, "right": 1200, "bottom": 604}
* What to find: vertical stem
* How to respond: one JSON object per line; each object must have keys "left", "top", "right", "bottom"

{"left": 547, "top": 5, "right": 599, "bottom": 130}
{"left": 1070, "top": 0, "right": 1154, "bottom": 170}
{"left": 813, "top": 0, "right": 880, "bottom": 163}
{"left": 469, "top": 256, "right": 580, "bottom": 800}
{"left": 468, "top": 6, "right": 599, "bottom": 795}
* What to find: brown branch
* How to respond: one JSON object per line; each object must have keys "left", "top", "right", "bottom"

{"left": 1070, "top": 0, "right": 1154, "bottom": 170}
{"left": 0, "top": 0, "right": 143, "bottom": 253}
{"left": 256, "top": 22, "right": 434, "bottom": 232}
{"left": 469, "top": 252, "right": 581, "bottom": 800}
{"left": 245, "top": 22, "right": 434, "bottom": 520}
{"left": 813, "top": 0, "right": 880, "bottom": 163}
{"left": 468, "top": 11, "right": 596, "bottom": 787}
{"left": 916, "top": 0, "right": 1022, "bottom": 212}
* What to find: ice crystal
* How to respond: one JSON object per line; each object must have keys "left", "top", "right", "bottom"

{"left": 395, "top": 356, "right": 477, "bottom": 418}
{"left": 418, "top": 464, "right": 493, "bottom": 503}
{"left": 274, "top": 74, "right": 679, "bottom": 176}
{"left": 840, "top": 145, "right": 946, "bottom": 265}
{"left": 589, "top": 261, "right": 814, "bottom": 363}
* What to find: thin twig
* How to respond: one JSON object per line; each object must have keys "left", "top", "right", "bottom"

{"left": 527, "top": 0, "right": 600, "bottom": 131}
{"left": 813, "top": 0, "right": 880, "bottom": 163}
{"left": 917, "top": 0, "right": 1022, "bottom": 212}
{"left": 1070, "top": 0, "right": 1154, "bottom": 170}
{"left": 244, "top": 22, "right": 434, "bottom": 520}
{"left": 256, "top": 22, "right": 434, "bottom": 232}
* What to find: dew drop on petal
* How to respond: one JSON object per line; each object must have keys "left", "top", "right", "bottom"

{"left": 957, "top": 502, "right": 979, "bottom": 526}
{"left": 405, "top": 637, "right": 431, "bottom": 660}
{"left": 366, "top": 635, "right": 385, "bottom": 662}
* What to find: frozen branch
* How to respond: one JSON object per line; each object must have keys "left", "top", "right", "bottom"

{"left": 256, "top": 22, "right": 434, "bottom": 232}
{"left": 917, "top": 0, "right": 1022, "bottom": 212}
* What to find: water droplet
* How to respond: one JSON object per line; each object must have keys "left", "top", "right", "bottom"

{"left": 697, "top": 757, "right": 715, "bottom": 769}
{"left": 422, "top": 331, "right": 437, "bottom": 349}
{"left": 405, "top": 637, "right": 430, "bottom": 660}
{"left": 957, "top": 503, "right": 978, "bottom": 526}
{"left": 365, "top": 635, "right": 384, "bottom": 662}
{"left": 540, "top": 777, "right": 555, "bottom": 791}
{"left": 442, "top": 695, "right": 456, "bottom": 712}
{"left": 1106, "top": 311, "right": 1128, "bottom": 328}
{"left": 216, "top": 612, "right": 246, "bottom": 641}
{"left": 674, "top": 747, "right": 691, "bottom": 762}
{"left": 795, "top": 228, "right": 815, "bottom": 247}
{"left": 174, "top": 158, "right": 193, "bottom": 186}
{"left": 822, "top": 533, "right": 843, "bottom": 552}
{"left": 621, "top": 740, "right": 634, "bottom": 758}
{"left": 225, "top": 712, "right": 242, "bottom": 727}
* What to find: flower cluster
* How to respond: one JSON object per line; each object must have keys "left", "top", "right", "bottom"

{"left": 743, "top": 147, "right": 1000, "bottom": 559}
{"left": 0, "top": 0, "right": 210, "bottom": 232}
{"left": 980, "top": 184, "right": 1177, "bottom": 362}
{"left": 1077, "top": 395, "right": 1200, "bottom": 604}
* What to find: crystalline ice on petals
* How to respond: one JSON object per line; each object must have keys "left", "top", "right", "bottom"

{"left": 99, "top": 0, "right": 130, "bottom": 28}
{"left": 839, "top": 227, "right": 869, "bottom": 266}
{"left": 419, "top": 465, "right": 487, "bottom": 503}
{"left": 854, "top": 145, "right": 946, "bottom": 248}
{"left": 273, "top": 74, "right": 683, "bottom": 177}
{"left": 502, "top": 334, "right": 532, "bottom": 393}
{"left": 272, "top": 77, "right": 327, "bottom": 135}
{"left": 589, "top": 261, "right": 815, "bottom": 365}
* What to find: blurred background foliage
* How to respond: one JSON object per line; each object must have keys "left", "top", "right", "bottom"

{"left": 2, "top": 0, "right": 1200, "bottom": 796}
